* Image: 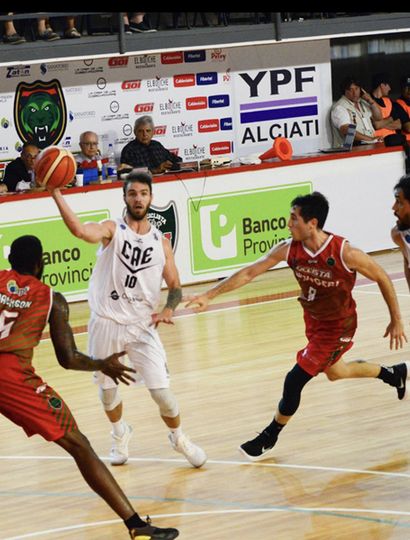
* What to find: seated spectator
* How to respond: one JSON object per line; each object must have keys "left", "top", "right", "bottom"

{"left": 64, "top": 16, "right": 81, "bottom": 39}
{"left": 396, "top": 76, "right": 410, "bottom": 142}
{"left": 36, "top": 17, "right": 60, "bottom": 41}
{"left": 3, "top": 143, "right": 39, "bottom": 192}
{"left": 120, "top": 115, "right": 182, "bottom": 174}
{"left": 370, "top": 73, "right": 408, "bottom": 139}
{"left": 123, "top": 12, "right": 156, "bottom": 33}
{"left": 2, "top": 12, "right": 25, "bottom": 44}
{"left": 330, "top": 76, "right": 383, "bottom": 146}
{"left": 76, "top": 131, "right": 102, "bottom": 167}
{"left": 76, "top": 131, "right": 109, "bottom": 183}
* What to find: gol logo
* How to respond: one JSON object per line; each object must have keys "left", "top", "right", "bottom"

{"left": 109, "top": 56, "right": 129, "bottom": 67}
{"left": 154, "top": 125, "right": 167, "bottom": 136}
{"left": 121, "top": 80, "right": 142, "bottom": 90}
{"left": 134, "top": 103, "right": 154, "bottom": 113}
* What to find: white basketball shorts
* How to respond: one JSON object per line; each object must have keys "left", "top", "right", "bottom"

{"left": 88, "top": 312, "right": 170, "bottom": 390}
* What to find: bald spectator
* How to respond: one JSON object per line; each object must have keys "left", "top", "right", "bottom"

{"left": 2, "top": 143, "right": 39, "bottom": 192}
{"left": 331, "top": 76, "right": 383, "bottom": 146}
{"left": 76, "top": 131, "right": 101, "bottom": 167}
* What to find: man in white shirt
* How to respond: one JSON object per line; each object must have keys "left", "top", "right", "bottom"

{"left": 331, "top": 76, "right": 383, "bottom": 147}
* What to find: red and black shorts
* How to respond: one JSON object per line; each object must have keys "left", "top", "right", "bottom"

{"left": 297, "top": 311, "right": 357, "bottom": 376}
{"left": 0, "top": 353, "right": 78, "bottom": 441}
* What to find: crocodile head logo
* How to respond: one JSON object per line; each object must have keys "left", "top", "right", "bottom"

{"left": 14, "top": 79, "right": 67, "bottom": 149}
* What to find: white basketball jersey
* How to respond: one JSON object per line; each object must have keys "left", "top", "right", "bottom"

{"left": 88, "top": 217, "right": 165, "bottom": 324}
{"left": 399, "top": 229, "right": 410, "bottom": 269}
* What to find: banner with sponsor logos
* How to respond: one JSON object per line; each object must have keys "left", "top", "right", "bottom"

{"left": 188, "top": 183, "right": 311, "bottom": 274}
{"left": 0, "top": 149, "right": 404, "bottom": 302}
{"left": 0, "top": 40, "right": 331, "bottom": 179}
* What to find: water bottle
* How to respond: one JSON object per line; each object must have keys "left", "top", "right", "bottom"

{"left": 107, "top": 143, "right": 117, "bottom": 178}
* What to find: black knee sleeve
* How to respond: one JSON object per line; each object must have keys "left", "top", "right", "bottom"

{"left": 278, "top": 364, "right": 313, "bottom": 416}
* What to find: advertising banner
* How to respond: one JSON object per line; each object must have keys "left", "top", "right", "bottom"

{"left": 0, "top": 211, "right": 109, "bottom": 299}
{"left": 0, "top": 41, "right": 331, "bottom": 168}
{"left": 188, "top": 182, "right": 311, "bottom": 274}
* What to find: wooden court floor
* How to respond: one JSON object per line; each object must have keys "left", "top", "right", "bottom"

{"left": 2, "top": 248, "right": 410, "bottom": 539}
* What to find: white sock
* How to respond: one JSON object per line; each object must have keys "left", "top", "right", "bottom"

{"left": 112, "top": 419, "right": 126, "bottom": 437}
{"left": 169, "top": 426, "right": 182, "bottom": 442}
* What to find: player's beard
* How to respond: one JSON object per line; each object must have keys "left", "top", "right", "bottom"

{"left": 126, "top": 201, "right": 149, "bottom": 221}
{"left": 395, "top": 213, "right": 410, "bottom": 231}
{"left": 397, "top": 220, "right": 410, "bottom": 231}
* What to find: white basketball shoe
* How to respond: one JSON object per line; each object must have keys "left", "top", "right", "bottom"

{"left": 110, "top": 423, "right": 133, "bottom": 465}
{"left": 168, "top": 433, "right": 207, "bottom": 468}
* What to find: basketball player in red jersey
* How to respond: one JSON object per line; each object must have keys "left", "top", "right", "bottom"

{"left": 0, "top": 235, "right": 179, "bottom": 539}
{"left": 186, "top": 191, "right": 408, "bottom": 462}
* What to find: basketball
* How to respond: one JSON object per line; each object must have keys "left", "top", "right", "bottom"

{"left": 34, "top": 146, "right": 77, "bottom": 189}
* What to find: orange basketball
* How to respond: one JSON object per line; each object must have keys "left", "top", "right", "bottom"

{"left": 34, "top": 146, "right": 77, "bottom": 188}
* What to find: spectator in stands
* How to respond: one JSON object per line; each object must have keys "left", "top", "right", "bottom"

{"left": 75, "top": 131, "right": 108, "bottom": 183}
{"left": 2, "top": 12, "right": 25, "bottom": 44}
{"left": 36, "top": 15, "right": 80, "bottom": 40}
{"left": 120, "top": 115, "right": 182, "bottom": 174}
{"left": 64, "top": 16, "right": 81, "bottom": 38}
{"left": 37, "top": 17, "right": 60, "bottom": 41}
{"left": 396, "top": 76, "right": 410, "bottom": 142}
{"left": 2, "top": 143, "right": 39, "bottom": 192}
{"left": 123, "top": 12, "right": 156, "bottom": 33}
{"left": 330, "top": 76, "right": 383, "bottom": 146}
{"left": 76, "top": 131, "right": 102, "bottom": 167}
{"left": 370, "top": 73, "right": 408, "bottom": 139}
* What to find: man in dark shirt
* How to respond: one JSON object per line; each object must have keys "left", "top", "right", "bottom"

{"left": 2, "top": 143, "right": 40, "bottom": 192}
{"left": 120, "top": 115, "right": 182, "bottom": 174}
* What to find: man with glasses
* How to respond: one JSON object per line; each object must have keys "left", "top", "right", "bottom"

{"left": 76, "top": 131, "right": 102, "bottom": 166}
{"left": 76, "top": 131, "right": 108, "bottom": 184}
{"left": 1, "top": 143, "right": 39, "bottom": 192}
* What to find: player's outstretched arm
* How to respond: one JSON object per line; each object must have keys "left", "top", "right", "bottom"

{"left": 185, "top": 241, "right": 289, "bottom": 312}
{"left": 49, "top": 292, "right": 136, "bottom": 385}
{"left": 49, "top": 187, "right": 115, "bottom": 244}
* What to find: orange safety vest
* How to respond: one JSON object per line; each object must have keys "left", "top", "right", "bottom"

{"left": 374, "top": 97, "right": 395, "bottom": 139}
{"left": 396, "top": 98, "right": 410, "bottom": 141}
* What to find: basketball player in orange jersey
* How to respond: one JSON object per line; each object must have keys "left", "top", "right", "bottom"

{"left": 0, "top": 235, "right": 179, "bottom": 540}
{"left": 186, "top": 191, "right": 408, "bottom": 462}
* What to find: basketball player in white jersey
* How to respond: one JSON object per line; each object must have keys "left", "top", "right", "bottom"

{"left": 49, "top": 171, "right": 207, "bottom": 468}
{"left": 392, "top": 174, "right": 410, "bottom": 286}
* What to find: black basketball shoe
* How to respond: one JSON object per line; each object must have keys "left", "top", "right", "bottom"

{"left": 239, "top": 429, "right": 278, "bottom": 461}
{"left": 391, "top": 362, "right": 410, "bottom": 400}
{"left": 129, "top": 516, "right": 179, "bottom": 539}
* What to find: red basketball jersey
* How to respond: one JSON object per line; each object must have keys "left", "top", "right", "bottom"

{"left": 287, "top": 233, "right": 356, "bottom": 320}
{"left": 0, "top": 269, "right": 52, "bottom": 360}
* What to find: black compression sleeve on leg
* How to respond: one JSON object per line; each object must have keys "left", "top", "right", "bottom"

{"left": 278, "top": 363, "right": 313, "bottom": 416}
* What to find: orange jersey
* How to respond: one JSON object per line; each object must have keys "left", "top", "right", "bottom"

{"left": 0, "top": 269, "right": 52, "bottom": 360}
{"left": 287, "top": 233, "right": 356, "bottom": 321}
